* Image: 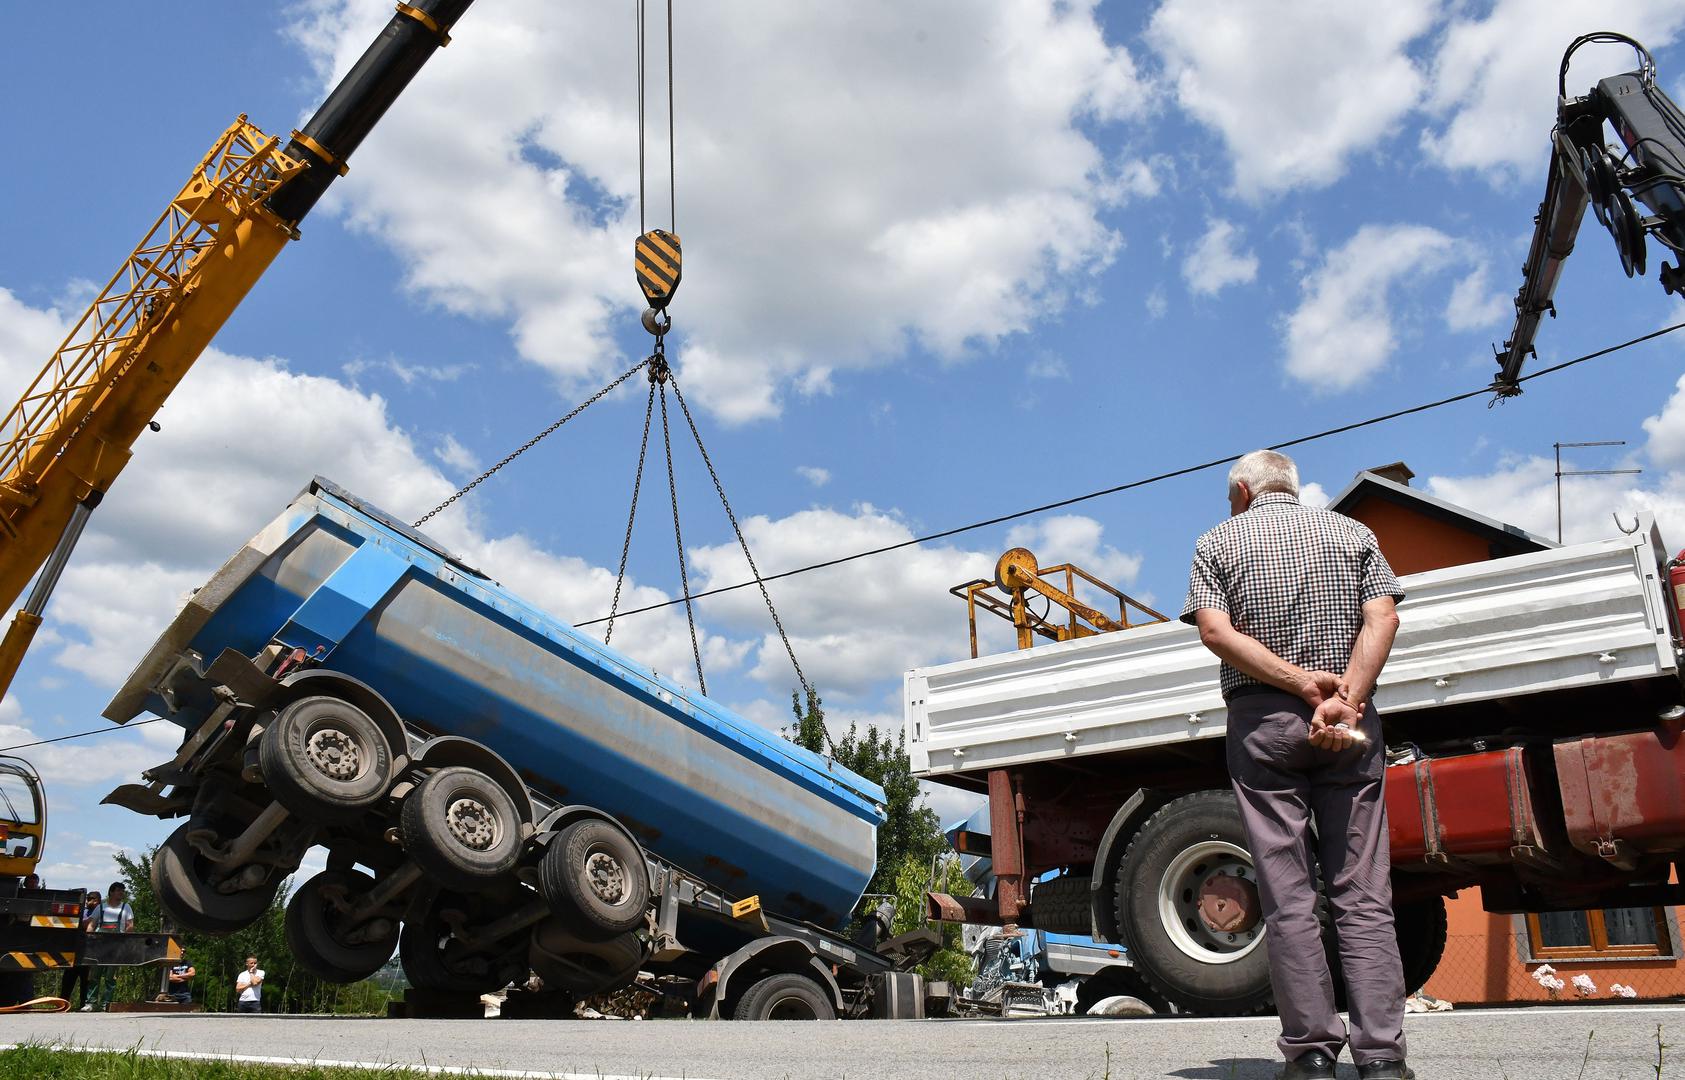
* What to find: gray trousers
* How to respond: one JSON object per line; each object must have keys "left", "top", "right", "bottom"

{"left": 1226, "top": 691, "right": 1405, "bottom": 1065}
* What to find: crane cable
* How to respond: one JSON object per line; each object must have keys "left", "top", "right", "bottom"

{"left": 5, "top": 320, "right": 1681, "bottom": 760}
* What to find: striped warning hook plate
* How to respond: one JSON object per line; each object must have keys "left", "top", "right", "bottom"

{"left": 635, "top": 229, "right": 682, "bottom": 310}
{"left": 1, "top": 950, "right": 75, "bottom": 970}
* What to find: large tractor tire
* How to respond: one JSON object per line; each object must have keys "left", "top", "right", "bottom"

{"left": 153, "top": 822, "right": 279, "bottom": 936}
{"left": 538, "top": 818, "right": 650, "bottom": 941}
{"left": 400, "top": 893, "right": 526, "bottom": 996}
{"left": 1113, "top": 790, "right": 1273, "bottom": 1016}
{"left": 399, "top": 766, "right": 521, "bottom": 890}
{"left": 1330, "top": 894, "right": 1448, "bottom": 1006}
{"left": 732, "top": 972, "right": 836, "bottom": 1021}
{"left": 259, "top": 695, "right": 394, "bottom": 824}
{"left": 285, "top": 869, "right": 398, "bottom": 983}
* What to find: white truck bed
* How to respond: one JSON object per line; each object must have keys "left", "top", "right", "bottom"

{"left": 906, "top": 516, "right": 1678, "bottom": 780}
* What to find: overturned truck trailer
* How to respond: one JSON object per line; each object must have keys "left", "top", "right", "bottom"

{"left": 104, "top": 479, "right": 929, "bottom": 1018}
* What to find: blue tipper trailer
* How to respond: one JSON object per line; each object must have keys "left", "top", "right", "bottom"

{"left": 102, "top": 478, "right": 936, "bottom": 1019}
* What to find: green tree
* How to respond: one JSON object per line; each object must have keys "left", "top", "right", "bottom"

{"left": 787, "top": 690, "right": 974, "bottom": 987}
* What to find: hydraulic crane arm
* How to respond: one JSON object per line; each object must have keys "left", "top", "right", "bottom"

{"left": 1493, "top": 32, "right": 1685, "bottom": 396}
{"left": 0, "top": 1, "right": 476, "bottom": 697}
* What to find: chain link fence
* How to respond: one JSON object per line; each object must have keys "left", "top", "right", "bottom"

{"left": 1420, "top": 933, "right": 1685, "bottom": 1006}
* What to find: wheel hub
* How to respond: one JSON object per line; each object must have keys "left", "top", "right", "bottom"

{"left": 306, "top": 727, "right": 361, "bottom": 781}
{"left": 585, "top": 851, "right": 626, "bottom": 903}
{"left": 1157, "top": 839, "right": 1265, "bottom": 964}
{"left": 1197, "top": 870, "right": 1261, "bottom": 934}
{"left": 446, "top": 797, "right": 496, "bottom": 851}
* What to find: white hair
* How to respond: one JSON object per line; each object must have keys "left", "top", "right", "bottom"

{"left": 1228, "top": 450, "right": 1299, "bottom": 498}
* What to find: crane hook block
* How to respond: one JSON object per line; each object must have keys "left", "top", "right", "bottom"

{"left": 635, "top": 230, "right": 682, "bottom": 311}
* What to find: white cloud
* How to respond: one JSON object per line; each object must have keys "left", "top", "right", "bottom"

{"left": 1299, "top": 482, "right": 1331, "bottom": 509}
{"left": 1426, "top": 373, "right": 1685, "bottom": 546}
{"left": 1283, "top": 223, "right": 1467, "bottom": 391}
{"left": 796, "top": 466, "right": 831, "bottom": 488}
{"left": 1027, "top": 354, "right": 1070, "bottom": 380}
{"left": 343, "top": 356, "right": 471, "bottom": 388}
{"left": 1444, "top": 265, "right": 1510, "bottom": 332}
{"left": 1004, "top": 515, "right": 1145, "bottom": 594}
{"left": 1148, "top": 0, "right": 1439, "bottom": 198}
{"left": 434, "top": 434, "right": 481, "bottom": 475}
{"left": 1421, "top": 1, "right": 1685, "bottom": 181}
{"left": 1182, "top": 218, "right": 1259, "bottom": 296}
{"left": 1145, "top": 286, "right": 1168, "bottom": 320}
{"left": 1644, "top": 372, "right": 1685, "bottom": 471}
{"left": 291, "top": 1, "right": 1149, "bottom": 423}
{"left": 686, "top": 505, "right": 997, "bottom": 698}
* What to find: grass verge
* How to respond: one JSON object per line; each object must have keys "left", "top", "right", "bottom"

{"left": 0, "top": 1043, "right": 518, "bottom": 1080}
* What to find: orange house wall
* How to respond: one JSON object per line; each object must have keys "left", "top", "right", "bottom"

{"left": 1340, "top": 496, "right": 1495, "bottom": 576}
{"left": 1421, "top": 888, "right": 1685, "bottom": 1004}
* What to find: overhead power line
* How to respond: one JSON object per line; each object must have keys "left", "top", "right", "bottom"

{"left": 0, "top": 715, "right": 164, "bottom": 753}
{"left": 573, "top": 320, "right": 1685, "bottom": 627}
{"left": 2, "top": 320, "right": 1679, "bottom": 757}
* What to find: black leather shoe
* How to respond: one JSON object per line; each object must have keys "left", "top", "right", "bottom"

{"left": 1357, "top": 1062, "right": 1415, "bottom": 1080}
{"left": 1280, "top": 1052, "right": 1337, "bottom": 1080}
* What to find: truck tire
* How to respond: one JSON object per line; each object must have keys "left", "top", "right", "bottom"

{"left": 539, "top": 818, "right": 650, "bottom": 941}
{"left": 1030, "top": 875, "right": 1092, "bottom": 935}
{"left": 1113, "top": 790, "right": 1272, "bottom": 1016}
{"left": 529, "top": 919, "right": 644, "bottom": 995}
{"left": 399, "top": 766, "right": 521, "bottom": 890}
{"left": 732, "top": 972, "right": 836, "bottom": 1020}
{"left": 1396, "top": 895, "right": 1449, "bottom": 994}
{"left": 400, "top": 894, "right": 526, "bottom": 995}
{"left": 153, "top": 822, "right": 279, "bottom": 935}
{"left": 259, "top": 695, "right": 394, "bottom": 824}
{"left": 1325, "top": 894, "right": 1448, "bottom": 1008}
{"left": 285, "top": 869, "right": 397, "bottom": 983}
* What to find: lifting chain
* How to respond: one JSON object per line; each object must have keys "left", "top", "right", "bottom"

{"left": 412, "top": 360, "right": 649, "bottom": 528}
{"left": 656, "top": 375, "right": 706, "bottom": 695}
{"left": 666, "top": 374, "right": 816, "bottom": 718}
{"left": 603, "top": 380, "right": 657, "bottom": 645}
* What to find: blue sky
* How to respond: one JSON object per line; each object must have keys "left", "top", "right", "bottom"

{"left": 4, "top": 0, "right": 1685, "bottom": 889}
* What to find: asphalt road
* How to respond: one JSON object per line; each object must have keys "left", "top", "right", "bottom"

{"left": 5, "top": 1004, "right": 1683, "bottom": 1079}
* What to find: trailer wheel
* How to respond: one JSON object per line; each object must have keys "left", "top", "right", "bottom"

{"left": 1113, "top": 791, "right": 1273, "bottom": 1016}
{"left": 1397, "top": 895, "right": 1449, "bottom": 994}
{"left": 1030, "top": 875, "right": 1092, "bottom": 935}
{"left": 260, "top": 695, "right": 394, "bottom": 823}
{"left": 539, "top": 818, "right": 650, "bottom": 940}
{"left": 1329, "top": 894, "right": 1448, "bottom": 1005}
{"left": 285, "top": 869, "right": 397, "bottom": 983}
{"left": 732, "top": 972, "right": 836, "bottom": 1021}
{"left": 153, "top": 823, "right": 280, "bottom": 936}
{"left": 400, "top": 894, "right": 526, "bottom": 995}
{"left": 529, "top": 918, "right": 645, "bottom": 995}
{"left": 400, "top": 766, "right": 521, "bottom": 890}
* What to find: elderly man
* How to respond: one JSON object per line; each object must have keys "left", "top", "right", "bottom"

{"left": 1182, "top": 450, "right": 1409, "bottom": 1080}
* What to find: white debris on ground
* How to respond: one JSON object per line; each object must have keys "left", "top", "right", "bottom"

{"left": 1405, "top": 992, "right": 1453, "bottom": 1013}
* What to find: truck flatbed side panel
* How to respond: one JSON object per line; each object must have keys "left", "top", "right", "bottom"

{"left": 907, "top": 518, "right": 1677, "bottom": 778}
{"left": 106, "top": 481, "right": 883, "bottom": 928}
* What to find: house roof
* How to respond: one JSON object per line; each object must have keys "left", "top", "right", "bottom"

{"left": 1328, "top": 469, "right": 1557, "bottom": 553}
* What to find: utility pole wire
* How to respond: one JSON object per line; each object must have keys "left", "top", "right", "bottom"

{"left": 573, "top": 320, "right": 1685, "bottom": 627}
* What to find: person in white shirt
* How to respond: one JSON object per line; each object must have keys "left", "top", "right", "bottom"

{"left": 84, "top": 883, "right": 135, "bottom": 1012}
{"left": 236, "top": 956, "right": 264, "bottom": 1013}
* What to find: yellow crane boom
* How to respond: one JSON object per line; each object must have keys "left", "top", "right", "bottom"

{"left": 0, "top": 1, "right": 475, "bottom": 697}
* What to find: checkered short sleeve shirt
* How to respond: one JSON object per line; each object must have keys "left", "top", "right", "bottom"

{"left": 1180, "top": 491, "right": 1404, "bottom": 697}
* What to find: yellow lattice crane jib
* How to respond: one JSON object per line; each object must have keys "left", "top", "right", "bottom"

{"left": 0, "top": 1, "right": 476, "bottom": 700}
